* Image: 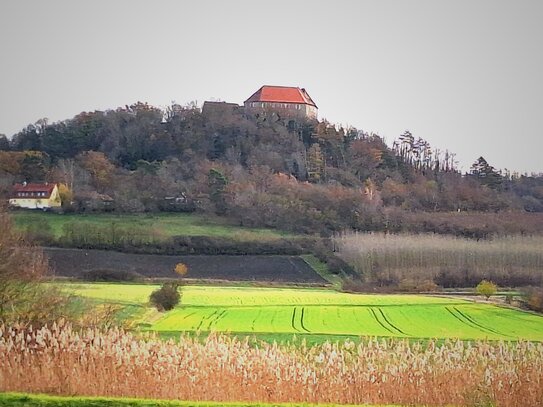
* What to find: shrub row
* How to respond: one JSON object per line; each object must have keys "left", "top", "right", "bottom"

{"left": 48, "top": 235, "right": 319, "bottom": 256}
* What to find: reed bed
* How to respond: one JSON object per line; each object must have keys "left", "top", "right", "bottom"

{"left": 335, "top": 233, "right": 543, "bottom": 287}
{"left": 1, "top": 322, "right": 542, "bottom": 406}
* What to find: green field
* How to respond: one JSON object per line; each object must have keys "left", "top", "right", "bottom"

{"left": 12, "top": 212, "right": 292, "bottom": 240}
{"left": 0, "top": 393, "right": 395, "bottom": 407}
{"left": 59, "top": 283, "right": 543, "bottom": 342}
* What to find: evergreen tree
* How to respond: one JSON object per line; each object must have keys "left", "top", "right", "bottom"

{"left": 470, "top": 156, "right": 503, "bottom": 189}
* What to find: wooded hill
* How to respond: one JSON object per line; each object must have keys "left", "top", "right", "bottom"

{"left": 1, "top": 102, "right": 542, "bottom": 236}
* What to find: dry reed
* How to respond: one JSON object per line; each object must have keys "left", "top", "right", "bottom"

{"left": 335, "top": 232, "right": 543, "bottom": 287}
{"left": 1, "top": 321, "right": 542, "bottom": 406}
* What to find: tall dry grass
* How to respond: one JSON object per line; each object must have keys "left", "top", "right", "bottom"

{"left": 1, "top": 322, "right": 542, "bottom": 406}
{"left": 335, "top": 232, "right": 543, "bottom": 287}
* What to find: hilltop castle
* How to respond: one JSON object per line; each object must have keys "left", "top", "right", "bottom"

{"left": 203, "top": 85, "right": 318, "bottom": 120}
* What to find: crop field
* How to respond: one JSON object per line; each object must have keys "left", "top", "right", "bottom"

{"left": 45, "top": 249, "right": 327, "bottom": 284}
{"left": 60, "top": 283, "right": 543, "bottom": 341}
{"left": 12, "top": 212, "right": 292, "bottom": 240}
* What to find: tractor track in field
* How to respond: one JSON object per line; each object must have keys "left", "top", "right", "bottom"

{"left": 369, "top": 308, "right": 396, "bottom": 335}
{"left": 291, "top": 307, "right": 311, "bottom": 333}
{"left": 291, "top": 308, "right": 300, "bottom": 332}
{"left": 210, "top": 310, "right": 227, "bottom": 330}
{"left": 300, "top": 307, "right": 310, "bottom": 333}
{"left": 251, "top": 309, "right": 262, "bottom": 332}
{"left": 270, "top": 311, "right": 277, "bottom": 330}
{"left": 453, "top": 307, "right": 511, "bottom": 337}
{"left": 378, "top": 308, "right": 409, "bottom": 336}
{"left": 196, "top": 310, "right": 220, "bottom": 332}
{"left": 445, "top": 307, "right": 510, "bottom": 337}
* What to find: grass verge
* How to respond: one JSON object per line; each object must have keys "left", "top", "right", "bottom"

{"left": 300, "top": 254, "right": 342, "bottom": 288}
{"left": 0, "top": 393, "right": 395, "bottom": 407}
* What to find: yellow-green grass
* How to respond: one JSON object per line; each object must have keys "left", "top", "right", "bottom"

{"left": 300, "top": 254, "right": 341, "bottom": 287}
{"left": 12, "top": 212, "right": 293, "bottom": 240}
{"left": 0, "top": 393, "right": 398, "bottom": 407}
{"left": 56, "top": 283, "right": 543, "bottom": 342}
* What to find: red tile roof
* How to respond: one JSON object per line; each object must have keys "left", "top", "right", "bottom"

{"left": 245, "top": 86, "right": 317, "bottom": 107}
{"left": 12, "top": 183, "right": 56, "bottom": 198}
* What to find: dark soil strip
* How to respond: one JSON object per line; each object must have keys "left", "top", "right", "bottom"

{"left": 369, "top": 308, "right": 395, "bottom": 335}
{"left": 45, "top": 247, "right": 327, "bottom": 284}
{"left": 300, "top": 307, "right": 310, "bottom": 333}
{"left": 378, "top": 308, "right": 409, "bottom": 336}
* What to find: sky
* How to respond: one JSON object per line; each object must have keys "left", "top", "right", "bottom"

{"left": 0, "top": 0, "right": 542, "bottom": 173}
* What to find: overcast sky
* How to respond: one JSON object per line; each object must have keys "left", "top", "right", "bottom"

{"left": 1, "top": 0, "right": 542, "bottom": 173}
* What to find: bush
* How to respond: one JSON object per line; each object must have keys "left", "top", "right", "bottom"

{"left": 523, "top": 286, "right": 543, "bottom": 312}
{"left": 476, "top": 280, "right": 497, "bottom": 300}
{"left": 81, "top": 269, "right": 142, "bottom": 282}
{"left": 0, "top": 206, "right": 70, "bottom": 325}
{"left": 55, "top": 233, "right": 317, "bottom": 256}
{"left": 23, "top": 217, "right": 55, "bottom": 244}
{"left": 398, "top": 278, "right": 439, "bottom": 293}
{"left": 149, "top": 283, "right": 181, "bottom": 311}
{"left": 341, "top": 278, "right": 366, "bottom": 293}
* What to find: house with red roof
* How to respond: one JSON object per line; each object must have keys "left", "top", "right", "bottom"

{"left": 9, "top": 182, "right": 61, "bottom": 210}
{"left": 244, "top": 85, "right": 318, "bottom": 120}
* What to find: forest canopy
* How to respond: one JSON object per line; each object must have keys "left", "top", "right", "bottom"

{"left": 1, "top": 102, "right": 542, "bottom": 234}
